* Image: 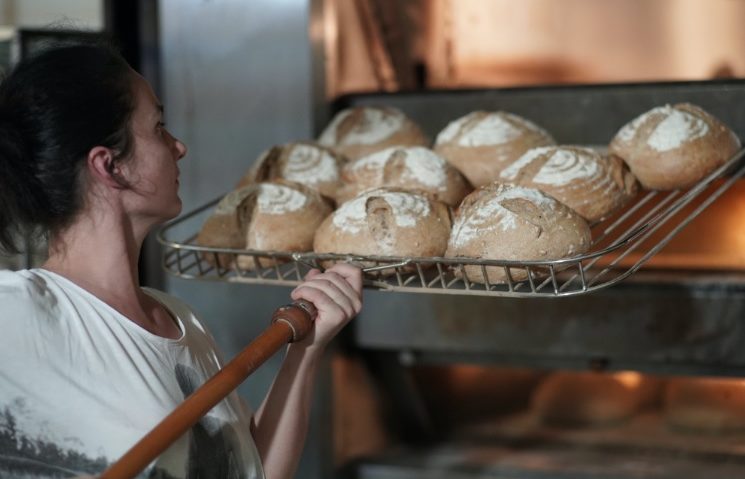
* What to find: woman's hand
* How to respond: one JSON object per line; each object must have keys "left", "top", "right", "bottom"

{"left": 289, "top": 263, "right": 363, "bottom": 351}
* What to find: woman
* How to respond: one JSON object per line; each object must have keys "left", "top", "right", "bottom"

{"left": 0, "top": 42, "right": 362, "bottom": 479}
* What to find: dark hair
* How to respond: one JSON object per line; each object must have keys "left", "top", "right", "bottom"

{"left": 0, "top": 42, "right": 135, "bottom": 253}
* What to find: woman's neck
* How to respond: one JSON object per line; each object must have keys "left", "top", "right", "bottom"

{"left": 43, "top": 207, "right": 147, "bottom": 303}
{"left": 42, "top": 208, "right": 181, "bottom": 339}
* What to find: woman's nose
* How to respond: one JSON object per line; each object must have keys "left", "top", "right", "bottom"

{"left": 174, "top": 136, "right": 187, "bottom": 160}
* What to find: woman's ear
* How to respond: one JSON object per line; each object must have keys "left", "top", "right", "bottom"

{"left": 87, "top": 146, "right": 125, "bottom": 188}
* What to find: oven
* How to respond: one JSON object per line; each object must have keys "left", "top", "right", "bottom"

{"left": 155, "top": 1, "right": 745, "bottom": 478}
{"left": 159, "top": 78, "right": 745, "bottom": 478}
{"left": 331, "top": 83, "right": 745, "bottom": 479}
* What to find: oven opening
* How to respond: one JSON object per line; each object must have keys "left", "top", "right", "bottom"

{"left": 334, "top": 358, "right": 745, "bottom": 478}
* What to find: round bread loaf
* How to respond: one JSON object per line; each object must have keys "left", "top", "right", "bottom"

{"left": 313, "top": 187, "right": 451, "bottom": 266}
{"left": 499, "top": 145, "right": 639, "bottom": 223}
{"left": 433, "top": 111, "right": 556, "bottom": 188}
{"left": 532, "top": 371, "right": 661, "bottom": 428}
{"left": 414, "top": 366, "right": 546, "bottom": 428}
{"left": 318, "top": 106, "right": 429, "bottom": 160}
{"left": 445, "top": 183, "right": 591, "bottom": 284}
{"left": 663, "top": 377, "right": 745, "bottom": 433}
{"left": 197, "top": 180, "right": 332, "bottom": 270}
{"left": 336, "top": 146, "right": 472, "bottom": 206}
{"left": 609, "top": 103, "right": 741, "bottom": 190}
{"left": 195, "top": 187, "right": 254, "bottom": 269}
{"left": 236, "top": 142, "right": 347, "bottom": 201}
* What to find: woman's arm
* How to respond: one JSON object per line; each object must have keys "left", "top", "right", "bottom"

{"left": 251, "top": 264, "right": 363, "bottom": 479}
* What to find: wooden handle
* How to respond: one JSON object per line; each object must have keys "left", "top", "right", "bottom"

{"left": 100, "top": 300, "right": 317, "bottom": 479}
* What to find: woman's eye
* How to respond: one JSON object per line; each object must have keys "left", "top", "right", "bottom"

{"left": 156, "top": 122, "right": 167, "bottom": 136}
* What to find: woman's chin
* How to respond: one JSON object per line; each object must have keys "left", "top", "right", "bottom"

{"left": 169, "top": 199, "right": 183, "bottom": 219}
{"left": 157, "top": 198, "right": 183, "bottom": 223}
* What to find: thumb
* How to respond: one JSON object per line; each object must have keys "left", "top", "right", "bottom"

{"left": 304, "top": 268, "right": 322, "bottom": 280}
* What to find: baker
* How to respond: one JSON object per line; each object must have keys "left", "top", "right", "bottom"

{"left": 0, "top": 41, "right": 362, "bottom": 479}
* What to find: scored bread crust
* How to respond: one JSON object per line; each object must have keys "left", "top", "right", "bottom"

{"left": 197, "top": 180, "right": 332, "bottom": 270}
{"left": 609, "top": 103, "right": 741, "bottom": 190}
{"left": 313, "top": 187, "right": 452, "bottom": 268}
{"left": 236, "top": 141, "right": 347, "bottom": 201}
{"left": 336, "top": 146, "right": 472, "bottom": 206}
{"left": 195, "top": 186, "right": 254, "bottom": 269}
{"left": 318, "top": 106, "right": 429, "bottom": 160}
{"left": 499, "top": 145, "right": 638, "bottom": 223}
{"left": 434, "top": 111, "right": 556, "bottom": 188}
{"left": 445, "top": 183, "right": 591, "bottom": 284}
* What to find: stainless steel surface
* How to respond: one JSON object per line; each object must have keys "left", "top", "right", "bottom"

{"left": 157, "top": 148, "right": 745, "bottom": 298}
{"left": 158, "top": 0, "right": 314, "bottom": 366}
{"left": 158, "top": 2, "right": 332, "bottom": 479}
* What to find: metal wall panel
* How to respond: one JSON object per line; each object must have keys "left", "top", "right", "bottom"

{"left": 158, "top": 1, "right": 332, "bottom": 478}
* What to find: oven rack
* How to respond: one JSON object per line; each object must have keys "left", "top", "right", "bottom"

{"left": 157, "top": 148, "right": 745, "bottom": 298}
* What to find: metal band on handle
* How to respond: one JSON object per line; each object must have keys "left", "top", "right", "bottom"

{"left": 271, "top": 299, "right": 317, "bottom": 342}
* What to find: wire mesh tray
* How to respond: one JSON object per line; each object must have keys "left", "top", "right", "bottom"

{"left": 157, "top": 149, "right": 745, "bottom": 298}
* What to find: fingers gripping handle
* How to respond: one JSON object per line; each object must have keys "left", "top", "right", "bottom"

{"left": 271, "top": 299, "right": 317, "bottom": 342}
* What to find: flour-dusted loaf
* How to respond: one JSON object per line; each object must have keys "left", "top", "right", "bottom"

{"left": 445, "top": 183, "right": 591, "bottom": 284}
{"left": 197, "top": 180, "right": 333, "bottom": 270}
{"left": 433, "top": 111, "right": 556, "bottom": 188}
{"left": 609, "top": 103, "right": 741, "bottom": 190}
{"left": 663, "top": 377, "right": 745, "bottom": 433}
{"left": 532, "top": 371, "right": 661, "bottom": 428}
{"left": 195, "top": 187, "right": 254, "bottom": 269}
{"left": 313, "top": 187, "right": 451, "bottom": 265}
{"left": 318, "top": 106, "right": 429, "bottom": 160}
{"left": 336, "top": 146, "right": 472, "bottom": 206}
{"left": 236, "top": 141, "right": 347, "bottom": 201}
{"left": 499, "top": 145, "right": 638, "bottom": 223}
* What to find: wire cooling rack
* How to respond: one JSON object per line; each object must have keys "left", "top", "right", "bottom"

{"left": 157, "top": 148, "right": 745, "bottom": 298}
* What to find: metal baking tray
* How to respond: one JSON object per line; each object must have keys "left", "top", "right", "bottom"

{"left": 157, "top": 147, "right": 745, "bottom": 298}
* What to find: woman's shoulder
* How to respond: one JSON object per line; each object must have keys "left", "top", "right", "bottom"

{"left": 0, "top": 269, "right": 62, "bottom": 340}
{"left": 0, "top": 268, "right": 54, "bottom": 303}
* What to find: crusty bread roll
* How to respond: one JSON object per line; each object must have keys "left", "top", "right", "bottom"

{"left": 532, "top": 371, "right": 661, "bottom": 428}
{"left": 499, "top": 145, "right": 638, "bottom": 223}
{"left": 313, "top": 187, "right": 451, "bottom": 264}
{"left": 609, "top": 103, "right": 741, "bottom": 190}
{"left": 197, "top": 180, "right": 332, "bottom": 269}
{"left": 336, "top": 146, "right": 472, "bottom": 206}
{"left": 195, "top": 187, "right": 253, "bottom": 269}
{"left": 663, "top": 377, "right": 745, "bottom": 433}
{"left": 445, "top": 183, "right": 591, "bottom": 283}
{"left": 433, "top": 111, "right": 556, "bottom": 188}
{"left": 236, "top": 142, "right": 347, "bottom": 201}
{"left": 318, "top": 106, "right": 429, "bottom": 160}
{"left": 414, "top": 366, "right": 546, "bottom": 428}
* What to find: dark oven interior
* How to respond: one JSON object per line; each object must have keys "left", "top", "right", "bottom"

{"left": 329, "top": 80, "right": 745, "bottom": 479}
